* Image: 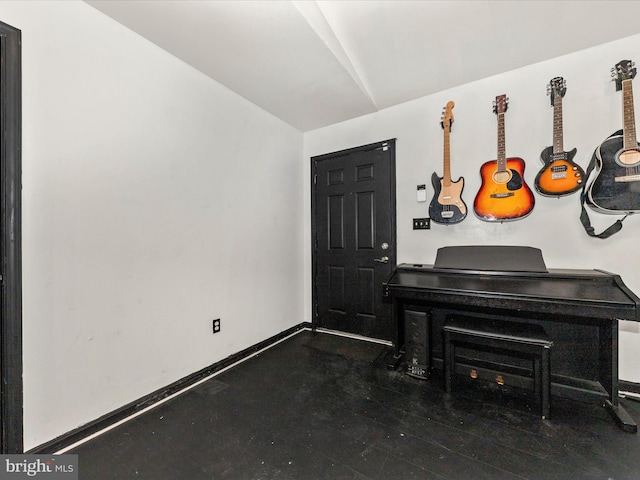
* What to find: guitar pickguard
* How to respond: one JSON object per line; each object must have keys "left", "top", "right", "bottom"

{"left": 506, "top": 169, "right": 523, "bottom": 191}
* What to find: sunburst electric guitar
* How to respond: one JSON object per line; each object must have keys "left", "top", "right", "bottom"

{"left": 473, "top": 94, "right": 535, "bottom": 221}
{"left": 535, "top": 77, "right": 585, "bottom": 196}
{"left": 429, "top": 101, "right": 467, "bottom": 224}
{"left": 586, "top": 60, "right": 640, "bottom": 214}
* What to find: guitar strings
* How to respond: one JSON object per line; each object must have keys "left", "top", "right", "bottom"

{"left": 443, "top": 185, "right": 451, "bottom": 214}
{"left": 625, "top": 153, "right": 640, "bottom": 179}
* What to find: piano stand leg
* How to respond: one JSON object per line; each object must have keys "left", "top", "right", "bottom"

{"left": 604, "top": 400, "right": 638, "bottom": 433}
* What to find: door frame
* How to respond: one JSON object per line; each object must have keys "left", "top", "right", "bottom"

{"left": 311, "top": 139, "right": 397, "bottom": 335}
{"left": 0, "top": 20, "right": 23, "bottom": 453}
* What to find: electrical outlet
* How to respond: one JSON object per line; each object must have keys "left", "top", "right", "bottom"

{"left": 212, "top": 319, "right": 221, "bottom": 334}
{"left": 413, "top": 218, "right": 430, "bottom": 230}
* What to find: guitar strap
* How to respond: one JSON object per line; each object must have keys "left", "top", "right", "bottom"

{"left": 579, "top": 129, "right": 632, "bottom": 239}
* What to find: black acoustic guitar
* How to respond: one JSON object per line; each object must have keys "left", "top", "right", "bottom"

{"left": 429, "top": 101, "right": 467, "bottom": 224}
{"left": 586, "top": 60, "right": 640, "bottom": 213}
{"left": 535, "top": 77, "right": 585, "bottom": 196}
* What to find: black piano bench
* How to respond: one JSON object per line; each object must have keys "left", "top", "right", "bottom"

{"left": 443, "top": 316, "right": 553, "bottom": 419}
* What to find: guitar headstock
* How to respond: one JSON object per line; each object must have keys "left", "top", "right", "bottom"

{"left": 612, "top": 59, "right": 636, "bottom": 91}
{"left": 493, "top": 95, "right": 508, "bottom": 115}
{"left": 440, "top": 101, "right": 455, "bottom": 130}
{"left": 547, "top": 77, "right": 566, "bottom": 105}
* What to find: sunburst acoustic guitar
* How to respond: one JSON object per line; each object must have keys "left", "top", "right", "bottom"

{"left": 473, "top": 94, "right": 535, "bottom": 221}
{"left": 535, "top": 77, "right": 585, "bottom": 196}
{"left": 429, "top": 101, "right": 467, "bottom": 224}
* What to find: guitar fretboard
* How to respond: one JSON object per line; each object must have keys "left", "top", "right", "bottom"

{"left": 497, "top": 112, "right": 507, "bottom": 172}
{"left": 553, "top": 95, "right": 564, "bottom": 154}
{"left": 443, "top": 124, "right": 451, "bottom": 187}
{"left": 622, "top": 78, "right": 638, "bottom": 150}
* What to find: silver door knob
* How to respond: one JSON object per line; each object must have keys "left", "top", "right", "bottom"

{"left": 374, "top": 256, "right": 389, "bottom": 264}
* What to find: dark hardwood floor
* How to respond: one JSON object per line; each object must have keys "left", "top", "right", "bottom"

{"left": 71, "top": 330, "right": 640, "bottom": 479}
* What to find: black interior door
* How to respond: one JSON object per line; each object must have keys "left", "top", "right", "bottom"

{"left": 0, "top": 20, "right": 23, "bottom": 453}
{"left": 312, "top": 140, "right": 396, "bottom": 341}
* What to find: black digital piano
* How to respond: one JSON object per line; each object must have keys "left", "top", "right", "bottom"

{"left": 383, "top": 246, "right": 640, "bottom": 432}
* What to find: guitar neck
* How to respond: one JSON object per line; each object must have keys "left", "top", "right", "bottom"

{"left": 443, "top": 126, "right": 452, "bottom": 186}
{"left": 553, "top": 95, "right": 564, "bottom": 154}
{"left": 497, "top": 112, "right": 507, "bottom": 171}
{"left": 622, "top": 78, "right": 638, "bottom": 149}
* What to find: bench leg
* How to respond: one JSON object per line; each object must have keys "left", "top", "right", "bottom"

{"left": 444, "top": 332, "right": 453, "bottom": 393}
{"left": 533, "top": 357, "right": 541, "bottom": 399}
{"left": 541, "top": 347, "right": 550, "bottom": 419}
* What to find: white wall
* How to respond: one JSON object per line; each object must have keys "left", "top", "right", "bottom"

{"left": 304, "top": 34, "right": 640, "bottom": 383}
{"left": 2, "top": 1, "right": 304, "bottom": 450}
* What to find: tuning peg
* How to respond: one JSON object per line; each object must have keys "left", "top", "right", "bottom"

{"left": 546, "top": 85, "right": 551, "bottom": 95}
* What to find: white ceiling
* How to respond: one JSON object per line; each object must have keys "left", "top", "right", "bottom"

{"left": 85, "top": 0, "right": 640, "bottom": 132}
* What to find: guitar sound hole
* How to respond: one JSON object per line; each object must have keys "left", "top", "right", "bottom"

{"left": 617, "top": 149, "right": 640, "bottom": 166}
{"left": 492, "top": 170, "right": 512, "bottom": 184}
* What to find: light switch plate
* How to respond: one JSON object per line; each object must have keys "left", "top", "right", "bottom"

{"left": 417, "top": 184, "right": 427, "bottom": 202}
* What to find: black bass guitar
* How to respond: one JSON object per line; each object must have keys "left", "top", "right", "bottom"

{"left": 429, "top": 101, "right": 467, "bottom": 224}
{"left": 535, "top": 77, "right": 585, "bottom": 196}
{"left": 586, "top": 60, "right": 640, "bottom": 213}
